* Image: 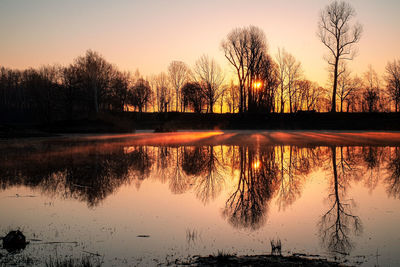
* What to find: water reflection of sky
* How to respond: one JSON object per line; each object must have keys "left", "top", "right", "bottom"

{"left": 1, "top": 132, "right": 400, "bottom": 266}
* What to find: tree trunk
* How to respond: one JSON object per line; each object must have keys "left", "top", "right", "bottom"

{"left": 280, "top": 82, "right": 284, "bottom": 113}
{"left": 93, "top": 84, "right": 99, "bottom": 113}
{"left": 289, "top": 85, "right": 292, "bottom": 113}
{"left": 176, "top": 89, "right": 179, "bottom": 112}
{"left": 340, "top": 98, "right": 343, "bottom": 112}
{"left": 331, "top": 57, "right": 339, "bottom": 113}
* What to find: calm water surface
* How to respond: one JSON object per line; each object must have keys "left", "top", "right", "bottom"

{"left": 1, "top": 131, "right": 400, "bottom": 266}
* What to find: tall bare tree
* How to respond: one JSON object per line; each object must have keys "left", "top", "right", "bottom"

{"left": 362, "top": 65, "right": 380, "bottom": 112}
{"left": 168, "top": 61, "right": 190, "bottom": 112}
{"left": 221, "top": 27, "right": 249, "bottom": 113}
{"left": 154, "top": 72, "right": 171, "bottom": 112}
{"left": 128, "top": 78, "right": 152, "bottom": 113}
{"left": 386, "top": 59, "right": 400, "bottom": 112}
{"left": 226, "top": 80, "right": 239, "bottom": 113}
{"left": 294, "top": 80, "right": 322, "bottom": 112}
{"left": 193, "top": 55, "right": 224, "bottom": 113}
{"left": 181, "top": 82, "right": 204, "bottom": 113}
{"left": 318, "top": 1, "right": 362, "bottom": 112}
{"left": 276, "top": 48, "right": 288, "bottom": 113}
{"left": 221, "top": 25, "right": 268, "bottom": 113}
{"left": 73, "top": 50, "right": 113, "bottom": 113}
{"left": 285, "top": 53, "right": 302, "bottom": 113}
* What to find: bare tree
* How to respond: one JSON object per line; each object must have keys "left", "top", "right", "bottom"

{"left": 362, "top": 66, "right": 380, "bottom": 112}
{"left": 386, "top": 59, "right": 400, "bottom": 112}
{"left": 318, "top": 1, "right": 363, "bottom": 112}
{"left": 73, "top": 50, "right": 113, "bottom": 113}
{"left": 226, "top": 80, "right": 239, "bottom": 113}
{"left": 285, "top": 53, "right": 302, "bottom": 113}
{"left": 221, "top": 27, "right": 249, "bottom": 113}
{"left": 252, "top": 54, "right": 279, "bottom": 112}
{"left": 335, "top": 64, "right": 360, "bottom": 112}
{"left": 294, "top": 80, "right": 322, "bottom": 112}
{"left": 276, "top": 48, "right": 288, "bottom": 113}
{"left": 246, "top": 26, "right": 268, "bottom": 111}
{"left": 153, "top": 72, "right": 171, "bottom": 112}
{"left": 221, "top": 26, "right": 268, "bottom": 113}
{"left": 181, "top": 82, "right": 204, "bottom": 113}
{"left": 128, "top": 78, "right": 152, "bottom": 113}
{"left": 193, "top": 55, "right": 224, "bottom": 113}
{"left": 168, "top": 61, "right": 190, "bottom": 112}
{"left": 109, "top": 70, "right": 130, "bottom": 111}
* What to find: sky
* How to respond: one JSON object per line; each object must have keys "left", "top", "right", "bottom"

{"left": 0, "top": 0, "right": 399, "bottom": 85}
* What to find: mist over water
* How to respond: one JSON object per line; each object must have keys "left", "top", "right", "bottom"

{"left": 1, "top": 131, "right": 400, "bottom": 266}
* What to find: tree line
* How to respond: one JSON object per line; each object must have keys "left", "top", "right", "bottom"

{"left": 1, "top": 1, "right": 399, "bottom": 122}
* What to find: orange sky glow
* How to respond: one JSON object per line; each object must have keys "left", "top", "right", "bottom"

{"left": 0, "top": 0, "right": 399, "bottom": 86}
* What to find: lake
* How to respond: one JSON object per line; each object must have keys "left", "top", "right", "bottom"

{"left": 1, "top": 131, "right": 400, "bottom": 266}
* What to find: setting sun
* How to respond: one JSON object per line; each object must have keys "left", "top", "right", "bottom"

{"left": 253, "top": 81, "right": 262, "bottom": 89}
{"left": 252, "top": 160, "right": 261, "bottom": 169}
{"left": 1, "top": 0, "right": 400, "bottom": 266}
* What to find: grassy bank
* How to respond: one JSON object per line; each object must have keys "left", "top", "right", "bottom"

{"left": 130, "top": 111, "right": 400, "bottom": 130}
{"left": 2, "top": 111, "right": 400, "bottom": 138}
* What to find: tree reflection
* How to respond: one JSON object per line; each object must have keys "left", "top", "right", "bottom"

{"left": 319, "top": 146, "right": 362, "bottom": 255}
{"left": 154, "top": 146, "right": 171, "bottom": 183}
{"left": 126, "top": 146, "right": 153, "bottom": 190}
{"left": 385, "top": 147, "right": 400, "bottom": 198}
{"left": 182, "top": 146, "right": 207, "bottom": 176}
{"left": 3, "top": 139, "right": 400, "bottom": 240}
{"left": 223, "top": 146, "right": 279, "bottom": 230}
{"left": 169, "top": 147, "right": 192, "bottom": 194}
{"left": 181, "top": 146, "right": 225, "bottom": 204}
{"left": 0, "top": 142, "right": 153, "bottom": 207}
{"left": 362, "top": 146, "right": 383, "bottom": 191}
{"left": 276, "top": 146, "right": 311, "bottom": 210}
{"left": 194, "top": 146, "right": 225, "bottom": 204}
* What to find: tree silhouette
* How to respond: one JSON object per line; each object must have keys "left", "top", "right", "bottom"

{"left": 318, "top": 1, "right": 362, "bottom": 112}
{"left": 193, "top": 55, "right": 224, "bottom": 113}
{"left": 128, "top": 78, "right": 152, "bottom": 113}
{"left": 181, "top": 82, "right": 204, "bottom": 113}
{"left": 168, "top": 61, "right": 190, "bottom": 112}
{"left": 73, "top": 50, "right": 114, "bottom": 113}
{"left": 385, "top": 60, "right": 400, "bottom": 112}
{"left": 249, "top": 54, "right": 279, "bottom": 112}
{"left": 153, "top": 72, "right": 171, "bottom": 112}
{"left": 362, "top": 66, "right": 381, "bottom": 112}
{"left": 335, "top": 64, "right": 360, "bottom": 112}
{"left": 221, "top": 26, "right": 269, "bottom": 113}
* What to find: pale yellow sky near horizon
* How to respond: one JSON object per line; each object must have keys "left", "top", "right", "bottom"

{"left": 0, "top": 0, "right": 399, "bottom": 86}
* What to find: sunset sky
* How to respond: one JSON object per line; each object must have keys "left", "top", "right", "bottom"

{"left": 1, "top": 0, "right": 399, "bottom": 85}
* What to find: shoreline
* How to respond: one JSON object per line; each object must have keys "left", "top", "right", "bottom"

{"left": 1, "top": 111, "right": 400, "bottom": 138}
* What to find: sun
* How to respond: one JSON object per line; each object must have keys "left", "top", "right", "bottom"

{"left": 252, "top": 160, "right": 261, "bottom": 169}
{"left": 253, "top": 81, "right": 262, "bottom": 89}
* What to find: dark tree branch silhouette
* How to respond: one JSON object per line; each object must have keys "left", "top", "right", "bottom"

{"left": 128, "top": 78, "right": 152, "bottom": 113}
{"left": 181, "top": 82, "right": 204, "bottom": 113}
{"left": 318, "top": 1, "right": 362, "bottom": 112}
{"left": 193, "top": 55, "right": 224, "bottom": 113}
{"left": 386, "top": 59, "right": 400, "bottom": 112}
